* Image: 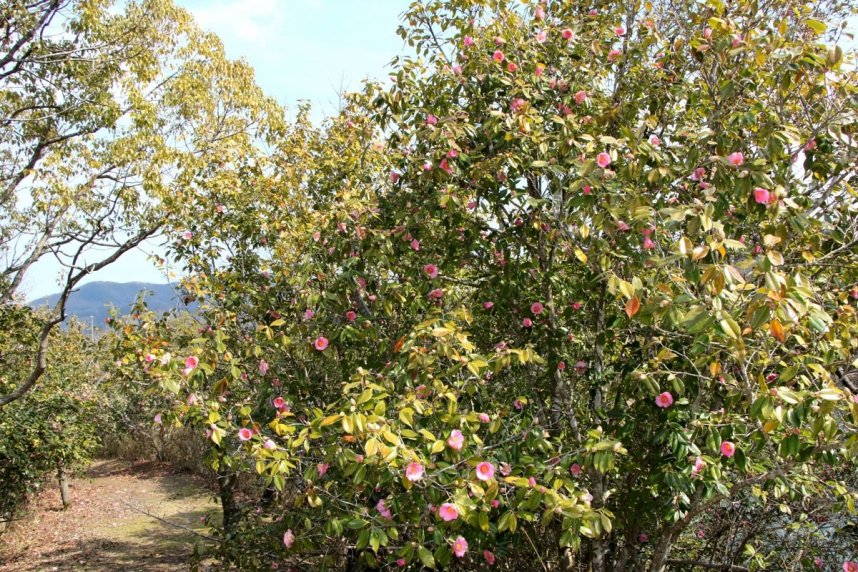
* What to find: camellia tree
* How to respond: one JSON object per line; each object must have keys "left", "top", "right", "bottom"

{"left": 111, "top": 0, "right": 858, "bottom": 570}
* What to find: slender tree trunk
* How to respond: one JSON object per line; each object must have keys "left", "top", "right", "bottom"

{"left": 58, "top": 464, "right": 71, "bottom": 509}
{"left": 649, "top": 530, "right": 677, "bottom": 572}
{"left": 217, "top": 468, "right": 238, "bottom": 535}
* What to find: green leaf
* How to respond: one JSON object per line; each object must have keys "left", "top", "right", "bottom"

{"left": 418, "top": 546, "right": 436, "bottom": 569}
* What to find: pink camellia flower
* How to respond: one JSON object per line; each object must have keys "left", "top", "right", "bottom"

{"left": 655, "top": 392, "right": 674, "bottom": 408}
{"left": 608, "top": 49, "right": 622, "bottom": 62}
{"left": 439, "top": 158, "right": 453, "bottom": 174}
{"left": 753, "top": 187, "right": 770, "bottom": 204}
{"left": 557, "top": 361, "right": 566, "bottom": 371}
{"left": 314, "top": 336, "right": 329, "bottom": 351}
{"left": 346, "top": 310, "right": 358, "bottom": 322}
{"left": 562, "top": 28, "right": 574, "bottom": 41}
{"left": 304, "top": 308, "right": 315, "bottom": 320}
{"left": 422, "top": 161, "right": 432, "bottom": 171}
{"left": 510, "top": 98, "right": 526, "bottom": 112}
{"left": 574, "top": 360, "right": 588, "bottom": 374}
{"left": 263, "top": 439, "right": 276, "bottom": 450}
{"left": 534, "top": 64, "right": 544, "bottom": 77}
{"left": 273, "top": 396, "right": 287, "bottom": 410}
{"left": 649, "top": 135, "right": 662, "bottom": 147}
{"left": 447, "top": 149, "right": 459, "bottom": 159}
{"left": 397, "top": 559, "right": 406, "bottom": 567}
{"left": 426, "top": 114, "right": 438, "bottom": 126}
{"left": 596, "top": 152, "right": 612, "bottom": 168}
{"left": 528, "top": 476, "right": 537, "bottom": 487}
{"left": 727, "top": 152, "right": 744, "bottom": 166}
{"left": 582, "top": 492, "right": 593, "bottom": 503}
{"left": 513, "top": 398, "right": 524, "bottom": 410}
{"left": 187, "top": 393, "right": 197, "bottom": 406}
{"left": 484, "top": 549, "right": 496, "bottom": 565}
{"left": 283, "top": 529, "right": 295, "bottom": 549}
{"left": 500, "top": 462, "right": 512, "bottom": 476}
{"left": 390, "top": 171, "right": 400, "bottom": 184}
{"left": 494, "top": 36, "right": 505, "bottom": 45}
{"left": 572, "top": 301, "right": 583, "bottom": 310}
{"left": 570, "top": 463, "right": 582, "bottom": 476}
{"left": 844, "top": 562, "right": 858, "bottom": 572}
{"left": 720, "top": 441, "right": 736, "bottom": 457}
{"left": 493, "top": 50, "right": 505, "bottom": 62}
{"left": 464, "top": 36, "right": 474, "bottom": 47}
{"left": 439, "top": 503, "right": 459, "bottom": 521}
{"left": 703, "top": 27, "right": 712, "bottom": 40}
{"left": 478, "top": 412, "right": 490, "bottom": 423}
{"left": 424, "top": 264, "right": 439, "bottom": 279}
{"left": 851, "top": 288, "right": 858, "bottom": 300}
{"left": 615, "top": 26, "right": 625, "bottom": 36}
{"left": 574, "top": 90, "right": 587, "bottom": 104}
{"left": 376, "top": 499, "right": 392, "bottom": 519}
{"left": 491, "top": 499, "right": 501, "bottom": 508}
{"left": 452, "top": 64, "right": 462, "bottom": 74}
{"left": 582, "top": 184, "right": 592, "bottom": 195}
{"left": 428, "top": 288, "right": 444, "bottom": 300}
{"left": 813, "top": 557, "right": 824, "bottom": 568}
{"left": 154, "top": 413, "right": 162, "bottom": 425}
{"left": 534, "top": 5, "right": 545, "bottom": 20}
{"left": 182, "top": 230, "right": 193, "bottom": 240}
{"left": 589, "top": 8, "right": 599, "bottom": 15}
{"left": 476, "top": 461, "right": 496, "bottom": 481}
{"left": 448, "top": 429, "right": 465, "bottom": 451}
{"left": 483, "top": 301, "right": 494, "bottom": 309}
{"left": 452, "top": 536, "right": 468, "bottom": 558}
{"left": 522, "top": 317, "right": 533, "bottom": 328}
{"left": 259, "top": 359, "right": 269, "bottom": 375}
{"left": 144, "top": 353, "right": 155, "bottom": 363}
{"left": 507, "top": 62, "right": 518, "bottom": 73}
{"left": 405, "top": 461, "right": 424, "bottom": 482}
{"left": 535, "top": 30, "right": 547, "bottom": 43}
{"left": 530, "top": 302, "right": 544, "bottom": 315}
{"left": 238, "top": 428, "right": 253, "bottom": 442}
{"left": 317, "top": 462, "right": 330, "bottom": 476}
{"left": 185, "top": 355, "right": 199, "bottom": 370}
{"left": 690, "top": 167, "right": 706, "bottom": 181}
{"left": 691, "top": 456, "right": 706, "bottom": 477}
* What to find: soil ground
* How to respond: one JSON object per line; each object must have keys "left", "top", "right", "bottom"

{"left": 0, "top": 459, "right": 220, "bottom": 571}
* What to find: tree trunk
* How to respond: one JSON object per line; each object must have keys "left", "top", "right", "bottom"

{"left": 217, "top": 468, "right": 239, "bottom": 536}
{"left": 58, "top": 464, "right": 71, "bottom": 509}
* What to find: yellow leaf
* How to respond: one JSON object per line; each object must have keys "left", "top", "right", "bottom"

{"left": 769, "top": 319, "right": 785, "bottom": 342}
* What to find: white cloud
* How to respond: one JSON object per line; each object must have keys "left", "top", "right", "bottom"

{"left": 192, "top": 0, "right": 285, "bottom": 44}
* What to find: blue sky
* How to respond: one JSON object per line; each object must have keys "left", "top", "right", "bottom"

{"left": 24, "top": 0, "right": 410, "bottom": 300}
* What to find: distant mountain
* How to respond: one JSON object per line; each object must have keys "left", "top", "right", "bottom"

{"left": 28, "top": 281, "right": 188, "bottom": 324}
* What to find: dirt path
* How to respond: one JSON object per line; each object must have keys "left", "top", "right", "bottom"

{"left": 0, "top": 459, "right": 220, "bottom": 571}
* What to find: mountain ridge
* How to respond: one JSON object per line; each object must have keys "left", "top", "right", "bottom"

{"left": 28, "top": 281, "right": 186, "bottom": 324}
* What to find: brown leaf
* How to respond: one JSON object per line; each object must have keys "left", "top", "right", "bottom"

{"left": 625, "top": 296, "right": 640, "bottom": 318}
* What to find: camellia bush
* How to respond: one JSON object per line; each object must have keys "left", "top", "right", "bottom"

{"left": 1, "top": 318, "right": 102, "bottom": 522}
{"left": 110, "top": 0, "right": 858, "bottom": 570}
